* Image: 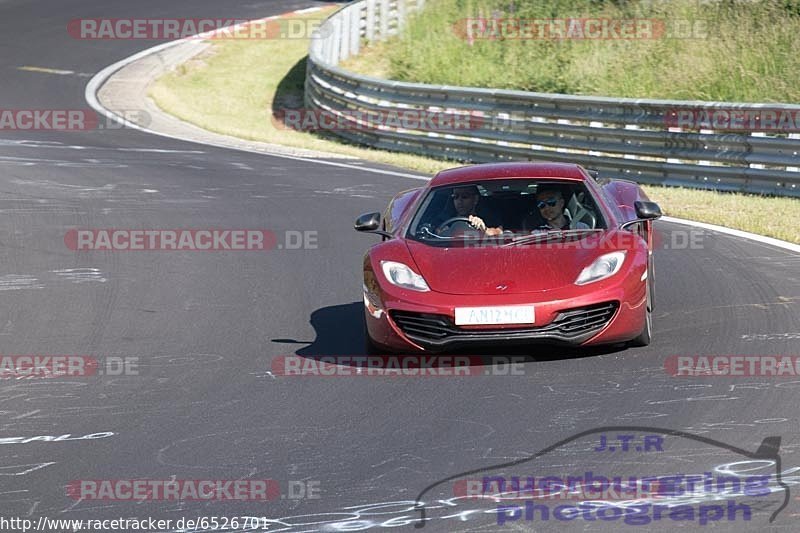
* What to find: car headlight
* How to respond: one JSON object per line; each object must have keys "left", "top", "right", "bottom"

{"left": 575, "top": 251, "right": 626, "bottom": 285}
{"left": 381, "top": 261, "right": 430, "bottom": 292}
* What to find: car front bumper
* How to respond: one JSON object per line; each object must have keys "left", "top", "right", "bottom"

{"left": 363, "top": 269, "right": 647, "bottom": 353}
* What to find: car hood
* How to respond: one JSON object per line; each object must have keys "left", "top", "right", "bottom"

{"left": 406, "top": 235, "right": 616, "bottom": 295}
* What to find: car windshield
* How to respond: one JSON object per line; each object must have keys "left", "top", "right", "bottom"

{"left": 406, "top": 179, "right": 607, "bottom": 246}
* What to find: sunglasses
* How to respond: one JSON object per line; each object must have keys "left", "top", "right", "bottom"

{"left": 537, "top": 198, "right": 560, "bottom": 209}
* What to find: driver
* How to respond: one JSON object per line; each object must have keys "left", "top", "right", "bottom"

{"left": 437, "top": 185, "right": 503, "bottom": 236}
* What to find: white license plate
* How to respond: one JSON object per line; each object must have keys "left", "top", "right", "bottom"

{"left": 454, "top": 306, "right": 535, "bottom": 326}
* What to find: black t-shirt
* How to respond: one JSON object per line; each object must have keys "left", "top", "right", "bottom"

{"left": 475, "top": 205, "right": 502, "bottom": 229}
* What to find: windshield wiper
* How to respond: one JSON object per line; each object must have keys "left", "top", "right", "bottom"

{"left": 502, "top": 228, "right": 603, "bottom": 247}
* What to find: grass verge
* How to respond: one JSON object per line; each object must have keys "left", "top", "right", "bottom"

{"left": 343, "top": 0, "right": 800, "bottom": 101}
{"left": 149, "top": 8, "right": 448, "bottom": 175}
{"left": 149, "top": 8, "right": 799, "bottom": 244}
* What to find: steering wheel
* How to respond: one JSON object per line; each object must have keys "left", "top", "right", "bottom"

{"left": 435, "top": 217, "right": 474, "bottom": 235}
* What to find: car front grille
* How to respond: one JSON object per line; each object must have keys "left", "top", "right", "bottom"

{"left": 391, "top": 302, "right": 618, "bottom": 348}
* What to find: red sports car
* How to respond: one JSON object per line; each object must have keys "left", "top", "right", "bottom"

{"left": 355, "top": 162, "right": 662, "bottom": 353}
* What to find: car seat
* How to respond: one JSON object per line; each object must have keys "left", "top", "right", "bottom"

{"left": 565, "top": 192, "right": 597, "bottom": 229}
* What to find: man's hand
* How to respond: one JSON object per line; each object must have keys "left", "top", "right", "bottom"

{"left": 468, "top": 215, "right": 504, "bottom": 236}
{"left": 468, "top": 215, "right": 486, "bottom": 231}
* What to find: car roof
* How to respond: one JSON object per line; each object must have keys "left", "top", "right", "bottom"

{"left": 429, "top": 162, "right": 589, "bottom": 188}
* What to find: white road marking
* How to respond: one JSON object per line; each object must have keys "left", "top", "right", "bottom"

{"left": 18, "top": 66, "right": 74, "bottom": 75}
{"left": 661, "top": 216, "right": 799, "bottom": 254}
{"left": 17, "top": 66, "right": 93, "bottom": 77}
{"left": 0, "top": 432, "right": 115, "bottom": 444}
{"left": 0, "top": 139, "right": 203, "bottom": 154}
{"left": 0, "top": 462, "right": 55, "bottom": 476}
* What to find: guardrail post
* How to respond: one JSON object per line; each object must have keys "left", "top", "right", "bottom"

{"left": 329, "top": 17, "right": 341, "bottom": 65}
{"left": 397, "top": 0, "right": 407, "bottom": 32}
{"left": 365, "top": 0, "right": 376, "bottom": 42}
{"left": 340, "top": 6, "right": 351, "bottom": 62}
{"left": 379, "top": 0, "right": 390, "bottom": 40}
{"left": 351, "top": 4, "right": 361, "bottom": 56}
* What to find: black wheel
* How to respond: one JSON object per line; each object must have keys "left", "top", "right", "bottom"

{"left": 629, "top": 278, "right": 652, "bottom": 347}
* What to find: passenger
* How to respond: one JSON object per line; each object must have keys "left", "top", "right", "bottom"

{"left": 532, "top": 188, "right": 589, "bottom": 230}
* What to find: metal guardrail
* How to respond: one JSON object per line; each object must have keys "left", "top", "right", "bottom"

{"left": 305, "top": 0, "right": 800, "bottom": 197}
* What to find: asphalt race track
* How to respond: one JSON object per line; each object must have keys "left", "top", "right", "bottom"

{"left": 0, "top": 1, "right": 799, "bottom": 531}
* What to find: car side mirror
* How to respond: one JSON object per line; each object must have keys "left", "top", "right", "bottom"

{"left": 354, "top": 212, "right": 382, "bottom": 232}
{"left": 620, "top": 201, "right": 663, "bottom": 230}
{"left": 634, "top": 201, "right": 662, "bottom": 220}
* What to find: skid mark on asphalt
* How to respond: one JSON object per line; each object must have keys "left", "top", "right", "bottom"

{"left": 0, "top": 275, "right": 44, "bottom": 291}
{"left": 615, "top": 412, "right": 670, "bottom": 420}
{"left": 51, "top": 268, "right": 107, "bottom": 284}
{"left": 0, "top": 270, "right": 107, "bottom": 291}
{"left": 12, "top": 410, "right": 41, "bottom": 420}
{"left": 742, "top": 332, "right": 800, "bottom": 340}
{"left": 10, "top": 178, "right": 116, "bottom": 194}
{"left": 313, "top": 184, "right": 379, "bottom": 199}
{"left": 645, "top": 394, "right": 740, "bottom": 404}
{"left": 658, "top": 297, "right": 800, "bottom": 317}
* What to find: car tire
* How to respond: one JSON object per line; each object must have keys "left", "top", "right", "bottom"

{"left": 629, "top": 278, "right": 652, "bottom": 347}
